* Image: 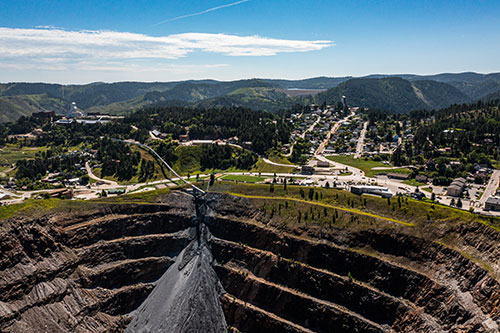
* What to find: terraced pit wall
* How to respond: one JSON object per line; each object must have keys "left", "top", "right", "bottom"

{"left": 0, "top": 191, "right": 499, "bottom": 332}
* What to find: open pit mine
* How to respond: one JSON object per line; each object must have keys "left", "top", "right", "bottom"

{"left": 0, "top": 190, "right": 499, "bottom": 332}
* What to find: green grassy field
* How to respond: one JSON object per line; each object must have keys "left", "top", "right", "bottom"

{"left": 251, "top": 159, "right": 296, "bottom": 174}
{"left": 326, "top": 155, "right": 411, "bottom": 177}
{"left": 267, "top": 153, "right": 294, "bottom": 166}
{"left": 0, "top": 188, "right": 172, "bottom": 222}
{"left": 209, "top": 182, "right": 500, "bottom": 232}
{"left": 403, "top": 179, "right": 427, "bottom": 187}
{"left": 0, "top": 144, "right": 48, "bottom": 166}
{"left": 221, "top": 174, "right": 268, "bottom": 183}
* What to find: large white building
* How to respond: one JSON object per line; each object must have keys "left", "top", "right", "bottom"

{"left": 67, "top": 102, "right": 84, "bottom": 118}
{"left": 351, "top": 185, "right": 393, "bottom": 198}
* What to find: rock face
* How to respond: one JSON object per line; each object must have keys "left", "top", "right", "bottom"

{"left": 0, "top": 190, "right": 499, "bottom": 332}
{"left": 126, "top": 203, "right": 226, "bottom": 333}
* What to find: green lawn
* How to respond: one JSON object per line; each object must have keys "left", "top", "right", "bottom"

{"left": 0, "top": 144, "right": 47, "bottom": 166}
{"left": 251, "top": 158, "right": 296, "bottom": 174}
{"left": 0, "top": 188, "right": 173, "bottom": 222}
{"left": 326, "top": 155, "right": 409, "bottom": 177}
{"left": 421, "top": 187, "right": 433, "bottom": 193}
{"left": 267, "top": 153, "right": 294, "bottom": 165}
{"left": 221, "top": 174, "right": 268, "bottom": 183}
{"left": 403, "top": 179, "right": 427, "bottom": 187}
{"left": 208, "top": 182, "right": 500, "bottom": 232}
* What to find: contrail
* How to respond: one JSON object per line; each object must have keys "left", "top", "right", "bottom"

{"left": 153, "top": 0, "right": 250, "bottom": 26}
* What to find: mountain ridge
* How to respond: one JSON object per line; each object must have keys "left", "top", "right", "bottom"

{"left": 1, "top": 72, "right": 499, "bottom": 121}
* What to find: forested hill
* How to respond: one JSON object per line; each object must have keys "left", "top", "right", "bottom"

{"left": 314, "top": 77, "right": 471, "bottom": 113}
{"left": 0, "top": 80, "right": 298, "bottom": 122}
{"left": 1, "top": 72, "right": 500, "bottom": 122}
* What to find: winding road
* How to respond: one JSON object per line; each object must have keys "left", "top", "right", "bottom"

{"left": 85, "top": 162, "right": 119, "bottom": 186}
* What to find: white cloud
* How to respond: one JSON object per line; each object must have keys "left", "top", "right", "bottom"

{"left": 0, "top": 27, "right": 333, "bottom": 71}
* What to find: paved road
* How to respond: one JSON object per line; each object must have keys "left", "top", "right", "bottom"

{"left": 300, "top": 115, "right": 321, "bottom": 140}
{"left": 354, "top": 121, "right": 368, "bottom": 159}
{"left": 85, "top": 162, "right": 119, "bottom": 186}
{"left": 480, "top": 169, "right": 500, "bottom": 206}
{"left": 315, "top": 112, "right": 354, "bottom": 155}
{"left": 284, "top": 115, "right": 322, "bottom": 158}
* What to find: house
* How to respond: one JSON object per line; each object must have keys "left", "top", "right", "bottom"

{"left": 49, "top": 188, "right": 73, "bottom": 199}
{"left": 192, "top": 140, "right": 214, "bottom": 145}
{"left": 75, "top": 119, "right": 110, "bottom": 125}
{"left": 316, "top": 161, "right": 330, "bottom": 168}
{"left": 301, "top": 166, "right": 315, "bottom": 175}
{"left": 179, "top": 134, "right": 189, "bottom": 142}
{"left": 66, "top": 178, "right": 80, "bottom": 186}
{"left": 446, "top": 178, "right": 466, "bottom": 197}
{"left": 426, "top": 159, "right": 436, "bottom": 171}
{"left": 485, "top": 196, "right": 500, "bottom": 211}
{"left": 55, "top": 119, "right": 74, "bottom": 125}
{"left": 415, "top": 175, "right": 429, "bottom": 183}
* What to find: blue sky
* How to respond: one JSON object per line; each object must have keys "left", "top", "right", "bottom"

{"left": 0, "top": 0, "right": 499, "bottom": 83}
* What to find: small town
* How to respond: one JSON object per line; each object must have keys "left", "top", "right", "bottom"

{"left": 1, "top": 98, "right": 499, "bottom": 217}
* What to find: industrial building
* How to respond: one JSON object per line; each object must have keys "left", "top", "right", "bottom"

{"left": 67, "top": 102, "right": 84, "bottom": 118}
{"left": 485, "top": 196, "right": 500, "bottom": 211}
{"left": 350, "top": 185, "right": 393, "bottom": 198}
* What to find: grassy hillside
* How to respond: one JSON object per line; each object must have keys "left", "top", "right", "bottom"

{"left": 0, "top": 94, "right": 68, "bottom": 122}
{"left": 412, "top": 80, "right": 470, "bottom": 109}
